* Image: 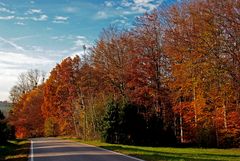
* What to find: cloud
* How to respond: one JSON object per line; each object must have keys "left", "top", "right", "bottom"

{"left": 16, "top": 16, "right": 29, "bottom": 20}
{"left": 15, "top": 22, "right": 25, "bottom": 25}
{"left": 0, "top": 37, "right": 25, "bottom": 51}
{"left": 74, "top": 39, "right": 86, "bottom": 48}
{"left": 105, "top": 1, "right": 114, "bottom": 7}
{"left": 25, "top": 8, "right": 42, "bottom": 15}
{"left": 0, "top": 51, "right": 53, "bottom": 65}
{"left": 0, "top": 51, "right": 55, "bottom": 100}
{"left": 121, "top": 0, "right": 133, "bottom": 7}
{"left": 64, "top": 7, "right": 78, "bottom": 13}
{"left": 95, "top": 11, "right": 109, "bottom": 20}
{"left": 51, "top": 35, "right": 86, "bottom": 42}
{"left": 55, "top": 16, "right": 68, "bottom": 21}
{"left": 69, "top": 35, "right": 91, "bottom": 52}
{"left": 0, "top": 16, "right": 14, "bottom": 20}
{"left": 23, "top": 8, "right": 48, "bottom": 22}
{"left": 119, "top": 0, "right": 162, "bottom": 14}
{"left": 0, "top": 7, "right": 15, "bottom": 14}
{"left": 11, "top": 35, "right": 38, "bottom": 41}
{"left": 46, "top": 27, "right": 52, "bottom": 31}
{"left": 133, "top": 0, "right": 158, "bottom": 11}
{"left": 32, "top": 14, "right": 48, "bottom": 21}
{"left": 0, "top": 2, "right": 6, "bottom": 6}
{"left": 53, "top": 16, "right": 69, "bottom": 23}
{"left": 76, "top": 36, "right": 86, "bottom": 39}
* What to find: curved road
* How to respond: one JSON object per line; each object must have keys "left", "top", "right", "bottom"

{"left": 29, "top": 138, "right": 144, "bottom": 161}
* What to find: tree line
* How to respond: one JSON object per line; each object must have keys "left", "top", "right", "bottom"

{"left": 8, "top": 0, "right": 240, "bottom": 148}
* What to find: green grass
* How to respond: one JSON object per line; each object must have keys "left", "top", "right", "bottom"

{"left": 0, "top": 140, "right": 30, "bottom": 161}
{"left": 66, "top": 138, "right": 240, "bottom": 161}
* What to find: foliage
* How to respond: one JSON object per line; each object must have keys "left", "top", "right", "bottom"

{"left": 101, "top": 100, "right": 175, "bottom": 146}
{"left": 44, "top": 117, "right": 58, "bottom": 137}
{"left": 8, "top": 86, "right": 45, "bottom": 138}
{"left": 8, "top": 0, "right": 240, "bottom": 148}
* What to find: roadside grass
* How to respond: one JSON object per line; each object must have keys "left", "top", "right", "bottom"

{"left": 66, "top": 138, "right": 240, "bottom": 161}
{"left": 0, "top": 140, "right": 30, "bottom": 161}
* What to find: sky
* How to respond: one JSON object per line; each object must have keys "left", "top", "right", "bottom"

{"left": 0, "top": 0, "right": 174, "bottom": 101}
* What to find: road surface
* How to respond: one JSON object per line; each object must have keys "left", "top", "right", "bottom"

{"left": 29, "top": 138, "right": 144, "bottom": 161}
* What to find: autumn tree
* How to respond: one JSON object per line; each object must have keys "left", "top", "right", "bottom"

{"left": 9, "top": 85, "right": 45, "bottom": 138}
{"left": 165, "top": 0, "right": 240, "bottom": 146}
{"left": 42, "top": 56, "right": 81, "bottom": 136}
{"left": 92, "top": 26, "right": 134, "bottom": 101}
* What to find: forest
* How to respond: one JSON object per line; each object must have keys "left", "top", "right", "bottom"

{"left": 4, "top": 0, "right": 240, "bottom": 148}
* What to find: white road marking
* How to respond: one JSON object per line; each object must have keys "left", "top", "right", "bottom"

{"left": 78, "top": 142, "right": 145, "bottom": 161}
{"left": 30, "top": 140, "right": 34, "bottom": 161}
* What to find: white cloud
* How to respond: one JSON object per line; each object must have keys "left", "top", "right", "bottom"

{"left": 131, "top": 5, "right": 147, "bottom": 13}
{"left": 46, "top": 27, "right": 52, "bottom": 31}
{"left": 0, "top": 37, "right": 25, "bottom": 51}
{"left": 121, "top": 0, "right": 133, "bottom": 7}
{"left": 74, "top": 39, "right": 85, "bottom": 47}
{"left": 76, "top": 36, "right": 86, "bottom": 39}
{"left": 55, "top": 16, "right": 69, "bottom": 21}
{"left": 32, "top": 14, "right": 48, "bottom": 21}
{"left": 119, "top": 0, "right": 162, "bottom": 14}
{"left": 111, "top": 15, "right": 130, "bottom": 26}
{"left": 51, "top": 36, "right": 65, "bottom": 41}
{"left": 70, "top": 36, "right": 91, "bottom": 52}
{"left": 0, "top": 52, "right": 53, "bottom": 65}
{"left": 95, "top": 11, "right": 109, "bottom": 19}
{"left": 25, "top": 8, "right": 42, "bottom": 15}
{"left": 0, "top": 7, "right": 15, "bottom": 14}
{"left": 105, "top": 1, "right": 114, "bottom": 7}
{"left": 11, "top": 35, "right": 38, "bottom": 41}
{"left": 52, "top": 20, "right": 67, "bottom": 24}
{"left": 53, "top": 16, "right": 69, "bottom": 24}
{"left": 0, "top": 16, "right": 14, "bottom": 20}
{"left": 0, "top": 51, "right": 55, "bottom": 100}
{"left": 15, "top": 22, "right": 25, "bottom": 26}
{"left": 112, "top": 19, "right": 127, "bottom": 24}
{"left": 0, "top": 2, "right": 6, "bottom": 6}
{"left": 16, "top": 16, "right": 29, "bottom": 20}
{"left": 64, "top": 7, "right": 78, "bottom": 13}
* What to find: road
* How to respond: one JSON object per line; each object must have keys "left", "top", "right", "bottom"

{"left": 29, "top": 138, "right": 144, "bottom": 161}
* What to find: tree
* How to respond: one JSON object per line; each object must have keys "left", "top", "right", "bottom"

{"left": 0, "top": 110, "right": 9, "bottom": 144}
{"left": 93, "top": 26, "right": 133, "bottom": 101}
{"left": 9, "top": 85, "right": 45, "bottom": 138}
{"left": 9, "top": 69, "right": 45, "bottom": 104}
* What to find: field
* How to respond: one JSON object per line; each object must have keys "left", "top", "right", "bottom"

{"left": 0, "top": 140, "right": 30, "bottom": 161}
{"left": 68, "top": 139, "right": 240, "bottom": 161}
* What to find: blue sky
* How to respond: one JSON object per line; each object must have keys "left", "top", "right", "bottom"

{"left": 0, "top": 0, "right": 173, "bottom": 101}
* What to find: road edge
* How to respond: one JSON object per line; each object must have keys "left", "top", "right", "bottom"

{"left": 76, "top": 142, "right": 145, "bottom": 161}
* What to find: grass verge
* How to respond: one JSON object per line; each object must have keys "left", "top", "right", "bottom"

{"left": 0, "top": 140, "right": 30, "bottom": 161}
{"left": 66, "top": 138, "right": 240, "bottom": 161}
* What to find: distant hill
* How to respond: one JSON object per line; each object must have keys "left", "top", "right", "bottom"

{"left": 0, "top": 101, "right": 12, "bottom": 117}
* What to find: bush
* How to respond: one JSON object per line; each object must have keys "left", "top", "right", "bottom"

{"left": 101, "top": 100, "right": 176, "bottom": 146}
{"left": 0, "top": 110, "right": 9, "bottom": 144}
{"left": 101, "top": 100, "right": 121, "bottom": 143}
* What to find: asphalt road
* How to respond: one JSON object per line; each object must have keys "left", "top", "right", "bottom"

{"left": 29, "top": 138, "right": 144, "bottom": 161}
